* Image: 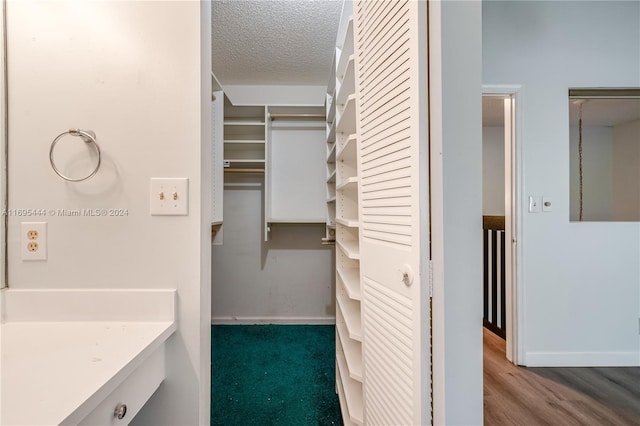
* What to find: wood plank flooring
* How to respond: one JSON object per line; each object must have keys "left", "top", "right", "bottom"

{"left": 484, "top": 328, "right": 640, "bottom": 425}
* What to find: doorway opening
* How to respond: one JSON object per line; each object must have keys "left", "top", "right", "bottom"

{"left": 481, "top": 87, "right": 523, "bottom": 366}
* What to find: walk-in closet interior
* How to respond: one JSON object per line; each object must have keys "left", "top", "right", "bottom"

{"left": 210, "top": 1, "right": 432, "bottom": 424}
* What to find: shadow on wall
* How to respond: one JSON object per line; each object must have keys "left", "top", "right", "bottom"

{"left": 211, "top": 177, "right": 336, "bottom": 321}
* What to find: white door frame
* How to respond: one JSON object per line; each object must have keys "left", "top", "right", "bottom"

{"left": 482, "top": 85, "right": 525, "bottom": 365}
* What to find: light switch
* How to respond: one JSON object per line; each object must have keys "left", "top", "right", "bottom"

{"left": 529, "top": 196, "right": 541, "bottom": 213}
{"left": 542, "top": 197, "right": 553, "bottom": 212}
{"left": 150, "top": 178, "right": 188, "bottom": 215}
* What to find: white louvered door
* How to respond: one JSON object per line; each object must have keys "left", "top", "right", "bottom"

{"left": 354, "top": 1, "right": 430, "bottom": 425}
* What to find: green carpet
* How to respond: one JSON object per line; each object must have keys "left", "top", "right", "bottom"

{"left": 211, "top": 325, "right": 343, "bottom": 426}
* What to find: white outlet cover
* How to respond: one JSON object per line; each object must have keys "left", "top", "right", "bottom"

{"left": 21, "top": 222, "right": 47, "bottom": 261}
{"left": 150, "top": 178, "right": 189, "bottom": 216}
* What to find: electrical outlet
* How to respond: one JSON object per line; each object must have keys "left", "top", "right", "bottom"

{"left": 22, "top": 222, "right": 47, "bottom": 261}
{"left": 150, "top": 178, "right": 189, "bottom": 216}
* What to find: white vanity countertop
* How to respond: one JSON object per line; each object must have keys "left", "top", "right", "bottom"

{"left": 0, "top": 288, "right": 177, "bottom": 426}
{"left": 1, "top": 320, "right": 175, "bottom": 426}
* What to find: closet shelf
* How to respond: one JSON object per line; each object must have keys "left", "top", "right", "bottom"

{"left": 336, "top": 316, "right": 363, "bottom": 382}
{"left": 337, "top": 239, "right": 360, "bottom": 260}
{"left": 327, "top": 196, "right": 336, "bottom": 203}
{"left": 327, "top": 143, "right": 337, "bottom": 163}
{"left": 327, "top": 170, "right": 337, "bottom": 183}
{"left": 337, "top": 18, "right": 354, "bottom": 79}
{"left": 224, "top": 139, "right": 265, "bottom": 144}
{"left": 223, "top": 120, "right": 265, "bottom": 126}
{"left": 224, "top": 158, "right": 265, "bottom": 163}
{"left": 337, "top": 293, "right": 362, "bottom": 342}
{"left": 336, "top": 217, "right": 359, "bottom": 228}
{"left": 337, "top": 267, "right": 361, "bottom": 301}
{"left": 336, "top": 176, "right": 358, "bottom": 191}
{"left": 327, "top": 120, "right": 336, "bottom": 144}
{"left": 336, "top": 134, "right": 357, "bottom": 162}
{"left": 336, "top": 56, "right": 355, "bottom": 106}
{"left": 337, "top": 95, "right": 356, "bottom": 135}
{"left": 327, "top": 54, "right": 337, "bottom": 96}
{"left": 335, "top": 351, "right": 363, "bottom": 426}
{"left": 223, "top": 160, "right": 266, "bottom": 171}
{"left": 335, "top": 338, "right": 364, "bottom": 426}
{"left": 267, "top": 219, "right": 326, "bottom": 224}
{"left": 327, "top": 97, "right": 336, "bottom": 123}
{"left": 224, "top": 168, "right": 264, "bottom": 174}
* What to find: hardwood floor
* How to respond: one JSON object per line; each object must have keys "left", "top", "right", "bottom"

{"left": 484, "top": 328, "right": 640, "bottom": 425}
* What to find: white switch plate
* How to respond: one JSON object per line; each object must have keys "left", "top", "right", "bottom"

{"left": 529, "top": 196, "right": 542, "bottom": 213}
{"left": 542, "top": 196, "right": 553, "bottom": 212}
{"left": 150, "top": 178, "right": 189, "bottom": 216}
{"left": 21, "top": 222, "right": 47, "bottom": 261}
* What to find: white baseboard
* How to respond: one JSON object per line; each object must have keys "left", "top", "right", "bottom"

{"left": 211, "top": 316, "right": 336, "bottom": 325}
{"left": 525, "top": 351, "right": 640, "bottom": 367}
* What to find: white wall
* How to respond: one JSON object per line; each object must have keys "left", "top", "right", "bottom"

{"left": 483, "top": 126, "right": 505, "bottom": 216}
{"left": 224, "top": 84, "right": 326, "bottom": 106}
{"left": 569, "top": 126, "right": 613, "bottom": 221}
{"left": 431, "top": 1, "right": 483, "bottom": 424}
{"left": 7, "top": 2, "right": 211, "bottom": 424}
{"left": 612, "top": 119, "right": 640, "bottom": 221}
{"left": 211, "top": 184, "right": 335, "bottom": 323}
{"left": 484, "top": 0, "right": 640, "bottom": 366}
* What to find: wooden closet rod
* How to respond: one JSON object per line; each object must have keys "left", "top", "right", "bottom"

{"left": 269, "top": 113, "right": 325, "bottom": 120}
{"left": 224, "top": 168, "right": 265, "bottom": 174}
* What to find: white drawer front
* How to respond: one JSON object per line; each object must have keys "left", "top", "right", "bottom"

{"left": 79, "top": 346, "right": 165, "bottom": 426}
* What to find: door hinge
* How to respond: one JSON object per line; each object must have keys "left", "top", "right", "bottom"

{"left": 428, "top": 259, "right": 433, "bottom": 299}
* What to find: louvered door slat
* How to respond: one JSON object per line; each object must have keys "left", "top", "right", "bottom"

{"left": 359, "top": 1, "right": 406, "bottom": 54}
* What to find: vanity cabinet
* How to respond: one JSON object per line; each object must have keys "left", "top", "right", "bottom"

{"left": 79, "top": 346, "right": 165, "bottom": 426}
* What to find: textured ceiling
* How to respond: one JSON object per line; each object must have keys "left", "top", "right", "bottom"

{"left": 211, "top": 0, "right": 343, "bottom": 86}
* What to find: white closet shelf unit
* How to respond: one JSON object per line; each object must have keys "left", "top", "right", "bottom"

{"left": 336, "top": 18, "right": 354, "bottom": 82}
{"left": 336, "top": 344, "right": 364, "bottom": 426}
{"left": 222, "top": 97, "right": 328, "bottom": 241}
{"left": 211, "top": 73, "right": 224, "bottom": 241}
{"left": 223, "top": 97, "right": 267, "bottom": 171}
{"left": 326, "top": 120, "right": 336, "bottom": 146}
{"left": 328, "top": 143, "right": 337, "bottom": 163}
{"left": 325, "top": 51, "right": 338, "bottom": 244}
{"left": 336, "top": 95, "right": 356, "bottom": 135}
{"left": 266, "top": 105, "right": 327, "bottom": 232}
{"left": 333, "top": 3, "right": 362, "bottom": 424}
{"left": 336, "top": 55, "right": 355, "bottom": 107}
{"left": 336, "top": 311, "right": 363, "bottom": 381}
{"left": 336, "top": 134, "right": 356, "bottom": 162}
{"left": 337, "top": 293, "right": 362, "bottom": 342}
{"left": 337, "top": 267, "right": 361, "bottom": 300}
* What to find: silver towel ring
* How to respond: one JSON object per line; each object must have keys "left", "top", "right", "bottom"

{"left": 49, "top": 129, "right": 101, "bottom": 182}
